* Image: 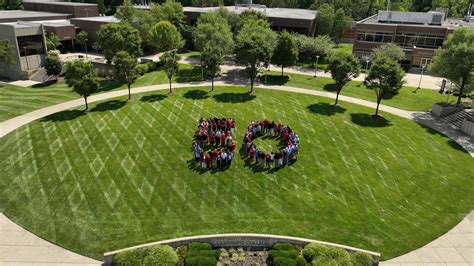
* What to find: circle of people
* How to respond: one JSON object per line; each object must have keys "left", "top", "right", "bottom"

{"left": 193, "top": 117, "right": 237, "bottom": 170}
{"left": 243, "top": 119, "right": 300, "bottom": 169}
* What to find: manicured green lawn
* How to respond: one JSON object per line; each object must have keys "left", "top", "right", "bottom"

{"left": 297, "top": 43, "right": 353, "bottom": 69}
{"left": 1, "top": 86, "right": 472, "bottom": 261}
{"left": 0, "top": 64, "right": 203, "bottom": 122}
{"left": 262, "top": 73, "right": 451, "bottom": 111}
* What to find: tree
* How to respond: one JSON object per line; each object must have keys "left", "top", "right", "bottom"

{"left": 76, "top": 31, "right": 88, "bottom": 58}
{"left": 148, "top": 21, "right": 185, "bottom": 53}
{"left": 429, "top": 27, "right": 474, "bottom": 105}
{"left": 150, "top": 0, "right": 185, "bottom": 30}
{"left": 373, "top": 43, "right": 405, "bottom": 62}
{"left": 194, "top": 11, "right": 234, "bottom": 90}
{"left": 332, "top": 8, "right": 351, "bottom": 45}
{"left": 365, "top": 57, "right": 405, "bottom": 116}
{"left": 271, "top": 31, "right": 298, "bottom": 76}
{"left": 46, "top": 33, "right": 61, "bottom": 51}
{"left": 113, "top": 51, "right": 139, "bottom": 100}
{"left": 0, "top": 39, "right": 14, "bottom": 66}
{"left": 293, "top": 34, "right": 334, "bottom": 67}
{"left": 202, "top": 44, "right": 223, "bottom": 92}
{"left": 316, "top": 4, "right": 334, "bottom": 36}
{"left": 64, "top": 60, "right": 99, "bottom": 111}
{"left": 235, "top": 19, "right": 277, "bottom": 93}
{"left": 160, "top": 51, "right": 180, "bottom": 94}
{"left": 2, "top": 0, "right": 21, "bottom": 10}
{"left": 43, "top": 50, "right": 62, "bottom": 80}
{"left": 327, "top": 52, "right": 360, "bottom": 105}
{"left": 97, "top": 0, "right": 106, "bottom": 15}
{"left": 97, "top": 22, "right": 142, "bottom": 62}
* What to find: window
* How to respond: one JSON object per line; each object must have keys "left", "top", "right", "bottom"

{"left": 17, "top": 35, "right": 45, "bottom": 56}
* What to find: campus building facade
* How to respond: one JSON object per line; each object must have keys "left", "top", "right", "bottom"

{"left": 353, "top": 10, "right": 474, "bottom": 68}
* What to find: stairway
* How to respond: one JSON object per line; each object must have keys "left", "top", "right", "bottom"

{"left": 441, "top": 109, "right": 474, "bottom": 129}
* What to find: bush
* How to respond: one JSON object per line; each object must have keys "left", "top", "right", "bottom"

{"left": 186, "top": 250, "right": 219, "bottom": 259}
{"left": 145, "top": 61, "right": 158, "bottom": 71}
{"left": 303, "top": 244, "right": 351, "bottom": 266}
{"left": 302, "top": 243, "right": 329, "bottom": 262}
{"left": 351, "top": 252, "right": 374, "bottom": 266}
{"left": 176, "top": 245, "right": 188, "bottom": 266}
{"left": 268, "top": 250, "right": 299, "bottom": 261}
{"left": 185, "top": 255, "right": 217, "bottom": 266}
{"left": 188, "top": 242, "right": 212, "bottom": 252}
{"left": 296, "top": 256, "right": 307, "bottom": 266}
{"left": 273, "top": 256, "right": 297, "bottom": 266}
{"left": 273, "top": 242, "right": 298, "bottom": 251}
{"left": 143, "top": 245, "right": 179, "bottom": 266}
{"left": 113, "top": 248, "right": 148, "bottom": 265}
{"left": 135, "top": 64, "right": 149, "bottom": 75}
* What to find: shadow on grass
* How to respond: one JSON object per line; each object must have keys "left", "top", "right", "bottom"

{"left": 261, "top": 74, "right": 289, "bottom": 85}
{"left": 416, "top": 123, "right": 470, "bottom": 154}
{"left": 31, "top": 80, "right": 58, "bottom": 88}
{"left": 183, "top": 89, "right": 209, "bottom": 100}
{"left": 41, "top": 110, "right": 85, "bottom": 122}
{"left": 350, "top": 113, "right": 392, "bottom": 128}
{"left": 91, "top": 100, "right": 126, "bottom": 112}
{"left": 140, "top": 94, "right": 167, "bottom": 102}
{"left": 307, "top": 102, "right": 346, "bottom": 116}
{"left": 323, "top": 83, "right": 338, "bottom": 92}
{"left": 213, "top": 92, "right": 256, "bottom": 103}
{"left": 98, "top": 80, "right": 123, "bottom": 92}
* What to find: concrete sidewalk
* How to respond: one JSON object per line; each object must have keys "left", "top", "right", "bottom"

{"left": 0, "top": 213, "right": 101, "bottom": 265}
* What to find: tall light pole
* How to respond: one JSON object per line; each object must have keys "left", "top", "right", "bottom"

{"left": 416, "top": 65, "right": 426, "bottom": 91}
{"left": 314, "top": 55, "right": 320, "bottom": 77}
{"left": 365, "top": 59, "right": 370, "bottom": 79}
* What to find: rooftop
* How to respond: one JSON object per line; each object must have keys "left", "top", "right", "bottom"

{"left": 135, "top": 5, "right": 316, "bottom": 20}
{"left": 0, "top": 10, "right": 70, "bottom": 20}
{"left": 359, "top": 11, "right": 474, "bottom": 29}
{"left": 0, "top": 21, "right": 45, "bottom": 28}
{"left": 23, "top": 0, "right": 98, "bottom": 6}
{"left": 69, "top": 16, "right": 118, "bottom": 23}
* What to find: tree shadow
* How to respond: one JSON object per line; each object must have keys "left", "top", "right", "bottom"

{"left": 213, "top": 92, "right": 256, "bottom": 103}
{"left": 140, "top": 94, "right": 167, "bottom": 102}
{"left": 261, "top": 74, "right": 289, "bottom": 85}
{"left": 31, "top": 80, "right": 58, "bottom": 88}
{"left": 307, "top": 103, "right": 346, "bottom": 116}
{"left": 350, "top": 113, "right": 392, "bottom": 128}
{"left": 91, "top": 100, "right": 126, "bottom": 112}
{"left": 323, "top": 83, "right": 338, "bottom": 92}
{"left": 41, "top": 110, "right": 85, "bottom": 122}
{"left": 97, "top": 80, "right": 123, "bottom": 92}
{"left": 183, "top": 89, "right": 209, "bottom": 100}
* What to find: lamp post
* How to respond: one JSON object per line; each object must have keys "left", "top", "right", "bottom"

{"left": 23, "top": 47, "right": 30, "bottom": 71}
{"left": 365, "top": 59, "right": 370, "bottom": 79}
{"left": 314, "top": 55, "right": 320, "bottom": 77}
{"left": 416, "top": 65, "right": 426, "bottom": 91}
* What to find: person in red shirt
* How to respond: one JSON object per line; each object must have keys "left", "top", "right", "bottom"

{"left": 262, "top": 119, "right": 269, "bottom": 134}
{"left": 220, "top": 133, "right": 226, "bottom": 147}
{"left": 205, "top": 154, "right": 211, "bottom": 168}
{"left": 249, "top": 146, "right": 255, "bottom": 161}
{"left": 230, "top": 140, "right": 236, "bottom": 152}
{"left": 209, "top": 132, "right": 215, "bottom": 146}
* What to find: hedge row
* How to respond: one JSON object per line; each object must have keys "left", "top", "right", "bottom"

{"left": 268, "top": 243, "right": 305, "bottom": 266}
{"left": 185, "top": 242, "right": 217, "bottom": 266}
{"left": 303, "top": 243, "right": 374, "bottom": 266}
{"left": 113, "top": 245, "right": 179, "bottom": 266}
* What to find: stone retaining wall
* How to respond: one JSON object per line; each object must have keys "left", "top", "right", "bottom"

{"left": 103, "top": 233, "right": 381, "bottom": 265}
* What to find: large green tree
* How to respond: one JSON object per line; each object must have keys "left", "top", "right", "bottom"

{"left": 97, "top": 22, "right": 142, "bottom": 62}
{"left": 316, "top": 3, "right": 335, "bottom": 36}
{"left": 76, "top": 31, "right": 88, "bottom": 58}
{"left": 194, "top": 11, "right": 234, "bottom": 91}
{"left": 373, "top": 43, "right": 405, "bottom": 62}
{"left": 0, "top": 39, "right": 14, "bottom": 66}
{"left": 150, "top": 0, "right": 185, "bottom": 30}
{"left": 271, "top": 31, "right": 298, "bottom": 76}
{"left": 332, "top": 8, "right": 351, "bottom": 45}
{"left": 293, "top": 34, "right": 334, "bottom": 69}
{"left": 115, "top": 0, "right": 156, "bottom": 47}
{"left": 64, "top": 60, "right": 99, "bottom": 111}
{"left": 365, "top": 57, "right": 406, "bottom": 116}
{"left": 235, "top": 19, "right": 277, "bottom": 93}
{"left": 429, "top": 27, "right": 474, "bottom": 105}
{"left": 148, "top": 21, "right": 185, "bottom": 53}
{"left": 43, "top": 50, "right": 62, "bottom": 80}
{"left": 113, "top": 51, "right": 139, "bottom": 100}
{"left": 327, "top": 52, "right": 360, "bottom": 105}
{"left": 160, "top": 51, "right": 181, "bottom": 94}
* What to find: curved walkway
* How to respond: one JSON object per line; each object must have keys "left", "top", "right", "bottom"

{"left": 0, "top": 82, "right": 472, "bottom": 265}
